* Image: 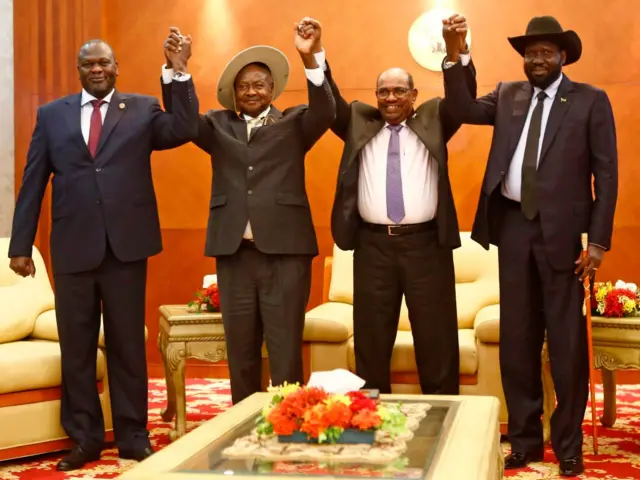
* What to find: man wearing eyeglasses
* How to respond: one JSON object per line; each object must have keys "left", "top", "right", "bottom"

{"left": 299, "top": 18, "right": 476, "bottom": 395}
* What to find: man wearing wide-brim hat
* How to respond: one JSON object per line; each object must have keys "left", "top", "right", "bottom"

{"left": 442, "top": 14, "right": 617, "bottom": 477}
{"left": 161, "top": 21, "right": 336, "bottom": 405}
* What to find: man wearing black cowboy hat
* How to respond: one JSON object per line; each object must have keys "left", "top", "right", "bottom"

{"left": 442, "top": 14, "right": 617, "bottom": 477}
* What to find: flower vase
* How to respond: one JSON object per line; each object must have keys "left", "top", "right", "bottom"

{"left": 277, "top": 429, "right": 375, "bottom": 444}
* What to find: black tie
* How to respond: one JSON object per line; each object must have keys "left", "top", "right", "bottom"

{"left": 521, "top": 91, "right": 547, "bottom": 220}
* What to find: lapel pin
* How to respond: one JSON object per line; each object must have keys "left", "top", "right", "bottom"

{"left": 119, "top": 102, "right": 125, "bottom": 109}
{"left": 560, "top": 97, "right": 567, "bottom": 103}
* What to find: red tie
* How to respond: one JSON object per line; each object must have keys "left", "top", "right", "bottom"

{"left": 88, "top": 99, "right": 105, "bottom": 157}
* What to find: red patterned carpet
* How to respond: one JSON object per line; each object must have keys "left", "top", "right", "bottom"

{"left": 0, "top": 380, "right": 639, "bottom": 479}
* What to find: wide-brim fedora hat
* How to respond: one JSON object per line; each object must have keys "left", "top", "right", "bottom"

{"left": 508, "top": 16, "right": 582, "bottom": 65}
{"left": 216, "top": 45, "right": 290, "bottom": 111}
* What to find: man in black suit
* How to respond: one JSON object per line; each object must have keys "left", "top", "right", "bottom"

{"left": 161, "top": 21, "right": 335, "bottom": 404}
{"left": 298, "top": 18, "right": 476, "bottom": 396}
{"left": 8, "top": 34, "right": 199, "bottom": 470}
{"left": 442, "top": 15, "right": 617, "bottom": 476}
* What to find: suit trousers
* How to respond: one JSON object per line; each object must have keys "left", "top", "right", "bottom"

{"left": 352, "top": 223, "right": 460, "bottom": 395}
{"left": 497, "top": 197, "right": 589, "bottom": 460}
{"left": 54, "top": 241, "right": 150, "bottom": 453}
{"left": 216, "top": 242, "right": 313, "bottom": 404}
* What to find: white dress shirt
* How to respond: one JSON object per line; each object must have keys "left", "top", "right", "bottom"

{"left": 80, "top": 88, "right": 115, "bottom": 143}
{"left": 162, "top": 61, "right": 324, "bottom": 239}
{"left": 312, "top": 50, "right": 470, "bottom": 225}
{"left": 502, "top": 73, "right": 564, "bottom": 201}
{"left": 357, "top": 122, "right": 439, "bottom": 224}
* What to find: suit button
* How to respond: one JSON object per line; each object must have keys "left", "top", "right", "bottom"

{"left": 96, "top": 200, "right": 101, "bottom": 204}
{"left": 500, "top": 171, "right": 505, "bottom": 176}
{"left": 96, "top": 168, "right": 102, "bottom": 173}
{"left": 248, "top": 190, "right": 252, "bottom": 195}
{"left": 248, "top": 166, "right": 253, "bottom": 171}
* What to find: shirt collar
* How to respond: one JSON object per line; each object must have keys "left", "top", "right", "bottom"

{"left": 241, "top": 106, "right": 271, "bottom": 122}
{"left": 81, "top": 88, "right": 115, "bottom": 107}
{"left": 384, "top": 120, "right": 408, "bottom": 128}
{"left": 533, "top": 73, "right": 563, "bottom": 100}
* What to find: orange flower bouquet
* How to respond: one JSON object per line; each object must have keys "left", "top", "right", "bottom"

{"left": 256, "top": 383, "right": 408, "bottom": 444}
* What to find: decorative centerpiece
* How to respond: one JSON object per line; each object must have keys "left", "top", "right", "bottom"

{"left": 256, "top": 383, "right": 408, "bottom": 444}
{"left": 592, "top": 280, "right": 640, "bottom": 317}
{"left": 188, "top": 275, "right": 221, "bottom": 313}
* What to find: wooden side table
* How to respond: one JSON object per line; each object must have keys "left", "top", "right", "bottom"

{"left": 542, "top": 315, "right": 640, "bottom": 435}
{"left": 157, "top": 305, "right": 270, "bottom": 440}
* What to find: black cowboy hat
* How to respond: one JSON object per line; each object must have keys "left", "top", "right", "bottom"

{"left": 508, "top": 16, "right": 582, "bottom": 65}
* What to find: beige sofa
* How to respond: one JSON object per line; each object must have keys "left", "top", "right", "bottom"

{"left": 302, "top": 232, "right": 507, "bottom": 425}
{"left": 0, "top": 238, "right": 113, "bottom": 461}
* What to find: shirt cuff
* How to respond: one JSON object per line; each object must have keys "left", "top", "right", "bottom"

{"left": 305, "top": 67, "right": 325, "bottom": 87}
{"left": 314, "top": 49, "right": 327, "bottom": 71}
{"left": 161, "top": 64, "right": 192, "bottom": 83}
{"left": 460, "top": 52, "right": 470, "bottom": 66}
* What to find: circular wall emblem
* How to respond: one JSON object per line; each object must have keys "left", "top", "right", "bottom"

{"left": 408, "top": 7, "right": 471, "bottom": 71}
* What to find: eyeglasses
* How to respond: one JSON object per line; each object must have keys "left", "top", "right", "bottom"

{"left": 375, "top": 87, "right": 411, "bottom": 99}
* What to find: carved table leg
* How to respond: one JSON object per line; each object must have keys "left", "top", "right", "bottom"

{"left": 164, "top": 342, "right": 187, "bottom": 441}
{"left": 158, "top": 332, "right": 176, "bottom": 422}
{"left": 541, "top": 343, "right": 555, "bottom": 444}
{"left": 600, "top": 369, "right": 617, "bottom": 427}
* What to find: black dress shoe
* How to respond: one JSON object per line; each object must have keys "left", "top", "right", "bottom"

{"left": 559, "top": 455, "right": 584, "bottom": 476}
{"left": 56, "top": 445, "right": 101, "bottom": 471}
{"left": 504, "top": 448, "right": 544, "bottom": 469}
{"left": 119, "top": 446, "right": 154, "bottom": 461}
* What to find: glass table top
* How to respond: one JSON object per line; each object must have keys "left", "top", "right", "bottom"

{"left": 172, "top": 399, "right": 459, "bottom": 479}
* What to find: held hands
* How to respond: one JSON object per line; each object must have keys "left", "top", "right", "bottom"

{"left": 294, "top": 17, "right": 322, "bottom": 56}
{"left": 10, "top": 256, "right": 35, "bottom": 278}
{"left": 442, "top": 13, "right": 468, "bottom": 62}
{"left": 575, "top": 245, "right": 605, "bottom": 281}
{"left": 164, "top": 26, "right": 192, "bottom": 73}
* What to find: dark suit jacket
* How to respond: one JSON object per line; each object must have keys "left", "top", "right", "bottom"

{"left": 9, "top": 80, "right": 199, "bottom": 275}
{"left": 443, "top": 63, "right": 618, "bottom": 270}
{"left": 161, "top": 78, "right": 335, "bottom": 257}
{"left": 327, "top": 62, "right": 477, "bottom": 251}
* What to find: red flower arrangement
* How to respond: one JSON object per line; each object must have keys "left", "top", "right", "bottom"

{"left": 592, "top": 281, "right": 640, "bottom": 318}
{"left": 188, "top": 283, "right": 221, "bottom": 313}
{"left": 256, "top": 383, "right": 406, "bottom": 444}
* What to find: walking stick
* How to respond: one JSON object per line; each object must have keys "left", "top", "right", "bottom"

{"left": 581, "top": 232, "right": 599, "bottom": 455}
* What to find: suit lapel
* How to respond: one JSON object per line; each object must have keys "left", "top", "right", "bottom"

{"left": 346, "top": 116, "right": 384, "bottom": 169}
{"left": 230, "top": 116, "right": 248, "bottom": 142}
{"left": 506, "top": 83, "right": 533, "bottom": 162}
{"left": 249, "top": 106, "right": 283, "bottom": 143}
{"left": 538, "top": 76, "right": 573, "bottom": 165}
{"left": 64, "top": 94, "right": 91, "bottom": 157}
{"left": 406, "top": 112, "right": 445, "bottom": 167}
{"left": 94, "top": 92, "right": 127, "bottom": 157}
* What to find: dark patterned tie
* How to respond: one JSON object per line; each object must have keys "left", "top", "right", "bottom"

{"left": 88, "top": 99, "right": 105, "bottom": 157}
{"left": 521, "top": 91, "right": 547, "bottom": 220}
{"left": 386, "top": 124, "right": 405, "bottom": 224}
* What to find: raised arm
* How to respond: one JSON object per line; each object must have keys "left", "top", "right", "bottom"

{"left": 157, "top": 27, "right": 212, "bottom": 153}
{"left": 291, "top": 18, "right": 337, "bottom": 150}
{"left": 8, "top": 108, "right": 52, "bottom": 276}
{"left": 298, "top": 18, "right": 350, "bottom": 141}
{"left": 440, "top": 14, "right": 498, "bottom": 126}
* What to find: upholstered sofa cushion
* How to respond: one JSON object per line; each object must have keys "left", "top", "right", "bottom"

{"left": 346, "top": 329, "right": 478, "bottom": 376}
{"left": 474, "top": 304, "right": 500, "bottom": 344}
{"left": 0, "top": 339, "right": 106, "bottom": 394}
{"left": 31, "top": 310, "right": 107, "bottom": 348}
{"left": 0, "top": 238, "right": 56, "bottom": 344}
{"left": 327, "top": 233, "right": 499, "bottom": 331}
{"left": 303, "top": 303, "right": 354, "bottom": 342}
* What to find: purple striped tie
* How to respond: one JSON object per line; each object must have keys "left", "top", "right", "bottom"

{"left": 386, "top": 124, "right": 405, "bottom": 224}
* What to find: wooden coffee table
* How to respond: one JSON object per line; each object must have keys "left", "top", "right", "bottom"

{"left": 119, "top": 393, "right": 503, "bottom": 480}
